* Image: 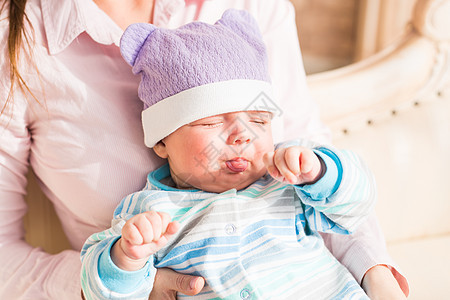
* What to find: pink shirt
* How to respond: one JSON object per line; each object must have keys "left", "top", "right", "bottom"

{"left": 0, "top": 0, "right": 407, "bottom": 298}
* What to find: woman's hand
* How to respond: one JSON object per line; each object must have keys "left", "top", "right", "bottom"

{"left": 361, "top": 265, "right": 407, "bottom": 300}
{"left": 148, "top": 268, "right": 205, "bottom": 299}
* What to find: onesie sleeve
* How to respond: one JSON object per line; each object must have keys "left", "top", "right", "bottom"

{"left": 294, "top": 145, "right": 377, "bottom": 234}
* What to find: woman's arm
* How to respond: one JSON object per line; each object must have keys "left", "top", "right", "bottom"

{"left": 321, "top": 213, "right": 409, "bottom": 297}
{"left": 0, "top": 73, "right": 81, "bottom": 299}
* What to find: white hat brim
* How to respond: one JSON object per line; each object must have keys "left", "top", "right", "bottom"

{"left": 142, "top": 79, "right": 274, "bottom": 147}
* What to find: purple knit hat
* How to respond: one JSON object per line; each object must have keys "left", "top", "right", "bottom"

{"left": 120, "top": 9, "right": 274, "bottom": 147}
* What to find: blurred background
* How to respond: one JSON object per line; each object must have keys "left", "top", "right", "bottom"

{"left": 291, "top": 0, "right": 416, "bottom": 74}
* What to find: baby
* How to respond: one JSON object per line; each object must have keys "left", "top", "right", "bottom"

{"left": 81, "top": 9, "right": 375, "bottom": 300}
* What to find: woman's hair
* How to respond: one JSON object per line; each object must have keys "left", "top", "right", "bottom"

{"left": 1, "top": 0, "right": 39, "bottom": 116}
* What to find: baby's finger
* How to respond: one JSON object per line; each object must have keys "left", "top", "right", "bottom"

{"left": 165, "top": 220, "right": 180, "bottom": 236}
{"left": 122, "top": 221, "right": 144, "bottom": 245}
{"left": 144, "top": 211, "right": 163, "bottom": 243}
{"left": 263, "top": 151, "right": 280, "bottom": 178}
{"left": 284, "top": 147, "right": 301, "bottom": 176}
{"left": 162, "top": 221, "right": 180, "bottom": 241}
{"left": 153, "top": 221, "right": 180, "bottom": 249}
{"left": 157, "top": 212, "right": 172, "bottom": 234}
{"left": 299, "top": 149, "right": 316, "bottom": 174}
{"left": 274, "top": 149, "right": 297, "bottom": 183}
{"left": 128, "top": 213, "right": 156, "bottom": 244}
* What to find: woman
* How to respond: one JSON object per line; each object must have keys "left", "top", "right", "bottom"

{"left": 0, "top": 0, "right": 408, "bottom": 299}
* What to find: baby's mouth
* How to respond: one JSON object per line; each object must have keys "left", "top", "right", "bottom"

{"left": 225, "top": 158, "right": 248, "bottom": 173}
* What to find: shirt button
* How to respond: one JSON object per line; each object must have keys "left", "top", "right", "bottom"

{"left": 225, "top": 223, "right": 236, "bottom": 235}
{"left": 240, "top": 288, "right": 251, "bottom": 299}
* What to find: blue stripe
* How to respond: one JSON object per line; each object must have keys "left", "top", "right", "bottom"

{"left": 155, "top": 236, "right": 240, "bottom": 267}
{"left": 241, "top": 218, "right": 293, "bottom": 236}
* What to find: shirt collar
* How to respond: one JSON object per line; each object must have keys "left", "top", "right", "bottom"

{"left": 41, "top": 0, "right": 185, "bottom": 55}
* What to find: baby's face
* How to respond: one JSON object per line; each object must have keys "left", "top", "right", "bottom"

{"left": 154, "top": 111, "right": 274, "bottom": 193}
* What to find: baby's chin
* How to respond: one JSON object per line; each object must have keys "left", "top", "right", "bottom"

{"left": 191, "top": 172, "right": 264, "bottom": 193}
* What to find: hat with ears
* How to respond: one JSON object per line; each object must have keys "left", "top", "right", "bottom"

{"left": 120, "top": 9, "right": 274, "bottom": 147}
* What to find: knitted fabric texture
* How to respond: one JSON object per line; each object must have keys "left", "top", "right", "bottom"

{"left": 119, "top": 9, "right": 273, "bottom": 147}
{"left": 120, "top": 9, "right": 270, "bottom": 109}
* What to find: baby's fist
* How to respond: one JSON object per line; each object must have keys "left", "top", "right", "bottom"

{"left": 121, "top": 211, "right": 179, "bottom": 260}
{"left": 263, "top": 146, "right": 322, "bottom": 185}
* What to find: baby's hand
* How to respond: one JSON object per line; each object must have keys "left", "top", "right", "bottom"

{"left": 112, "top": 211, "right": 179, "bottom": 271}
{"left": 263, "top": 146, "right": 322, "bottom": 185}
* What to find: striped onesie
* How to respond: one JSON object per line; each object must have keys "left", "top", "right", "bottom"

{"left": 81, "top": 143, "right": 375, "bottom": 299}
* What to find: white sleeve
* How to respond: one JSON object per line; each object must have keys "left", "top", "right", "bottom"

{"left": 0, "top": 34, "right": 81, "bottom": 300}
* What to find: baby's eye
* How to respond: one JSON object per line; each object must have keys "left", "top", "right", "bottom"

{"left": 202, "top": 122, "right": 223, "bottom": 128}
{"left": 250, "top": 119, "right": 268, "bottom": 125}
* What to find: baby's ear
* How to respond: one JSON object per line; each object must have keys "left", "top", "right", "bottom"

{"left": 215, "top": 9, "right": 262, "bottom": 40}
{"left": 120, "top": 23, "right": 157, "bottom": 67}
{"left": 153, "top": 141, "right": 168, "bottom": 159}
